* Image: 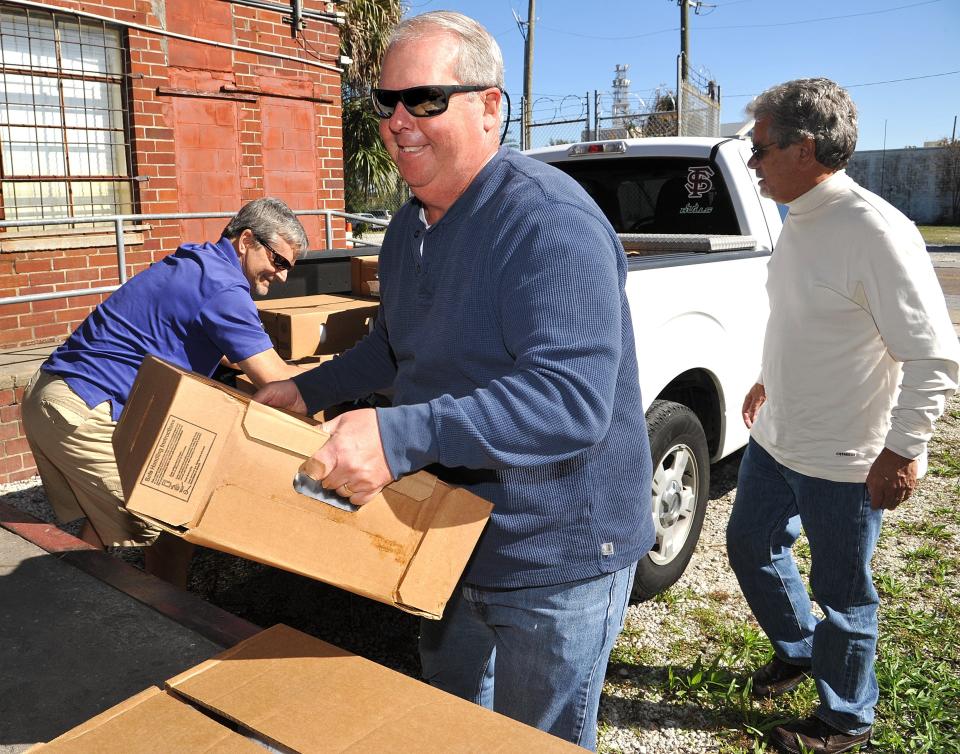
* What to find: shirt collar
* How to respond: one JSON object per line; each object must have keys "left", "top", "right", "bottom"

{"left": 413, "top": 146, "right": 507, "bottom": 231}
{"left": 179, "top": 237, "right": 242, "bottom": 270}
{"left": 787, "top": 170, "right": 851, "bottom": 215}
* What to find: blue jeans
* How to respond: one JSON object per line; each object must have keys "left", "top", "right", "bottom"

{"left": 727, "top": 439, "right": 883, "bottom": 734}
{"left": 419, "top": 563, "right": 637, "bottom": 751}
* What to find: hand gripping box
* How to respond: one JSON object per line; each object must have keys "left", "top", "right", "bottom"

{"left": 112, "top": 356, "right": 492, "bottom": 619}
{"left": 232, "top": 356, "right": 334, "bottom": 421}
{"left": 256, "top": 294, "right": 378, "bottom": 359}
{"left": 28, "top": 624, "right": 582, "bottom": 753}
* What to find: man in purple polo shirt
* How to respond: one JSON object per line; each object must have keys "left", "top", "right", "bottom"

{"left": 22, "top": 197, "right": 307, "bottom": 586}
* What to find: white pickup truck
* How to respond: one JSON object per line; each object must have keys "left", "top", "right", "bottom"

{"left": 525, "top": 137, "right": 783, "bottom": 600}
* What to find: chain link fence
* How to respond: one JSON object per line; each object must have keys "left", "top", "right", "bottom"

{"left": 678, "top": 61, "right": 721, "bottom": 138}
{"left": 501, "top": 84, "right": 688, "bottom": 148}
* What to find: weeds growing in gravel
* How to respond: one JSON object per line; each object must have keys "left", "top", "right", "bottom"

{"left": 657, "top": 577, "right": 960, "bottom": 752}
{"left": 929, "top": 450, "right": 960, "bottom": 477}
{"left": 644, "top": 490, "right": 960, "bottom": 752}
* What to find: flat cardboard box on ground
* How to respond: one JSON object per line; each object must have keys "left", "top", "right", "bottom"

{"left": 30, "top": 624, "right": 581, "bottom": 753}
{"left": 256, "top": 294, "right": 378, "bottom": 359}
{"left": 113, "top": 356, "right": 492, "bottom": 619}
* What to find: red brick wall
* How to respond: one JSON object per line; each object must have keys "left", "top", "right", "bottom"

{"left": 0, "top": 381, "right": 33, "bottom": 483}
{"left": 0, "top": 0, "right": 345, "bottom": 350}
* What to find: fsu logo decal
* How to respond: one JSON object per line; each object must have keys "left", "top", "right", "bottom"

{"left": 685, "top": 166, "right": 715, "bottom": 199}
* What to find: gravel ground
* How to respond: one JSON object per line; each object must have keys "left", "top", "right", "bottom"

{"left": 2, "top": 393, "right": 958, "bottom": 752}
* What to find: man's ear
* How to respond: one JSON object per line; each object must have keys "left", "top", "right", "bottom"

{"left": 234, "top": 229, "right": 252, "bottom": 260}
{"left": 482, "top": 88, "right": 502, "bottom": 133}
{"left": 797, "top": 136, "right": 819, "bottom": 167}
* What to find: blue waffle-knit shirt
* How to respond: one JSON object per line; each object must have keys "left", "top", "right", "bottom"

{"left": 295, "top": 147, "right": 654, "bottom": 588}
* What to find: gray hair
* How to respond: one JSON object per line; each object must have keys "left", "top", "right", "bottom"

{"left": 222, "top": 197, "right": 309, "bottom": 257}
{"left": 387, "top": 11, "right": 505, "bottom": 90}
{"left": 746, "top": 78, "right": 858, "bottom": 170}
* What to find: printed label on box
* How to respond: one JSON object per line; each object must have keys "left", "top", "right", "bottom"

{"left": 141, "top": 415, "right": 215, "bottom": 500}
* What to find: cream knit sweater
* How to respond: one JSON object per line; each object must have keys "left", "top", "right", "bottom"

{"left": 751, "top": 170, "right": 960, "bottom": 483}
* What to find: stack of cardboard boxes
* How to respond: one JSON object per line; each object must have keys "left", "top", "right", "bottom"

{"left": 256, "top": 293, "right": 378, "bottom": 361}
{"left": 256, "top": 256, "right": 380, "bottom": 362}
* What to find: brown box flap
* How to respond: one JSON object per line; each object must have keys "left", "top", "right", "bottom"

{"left": 29, "top": 687, "right": 261, "bottom": 753}
{"left": 241, "top": 399, "right": 328, "bottom": 458}
{"left": 394, "top": 485, "right": 491, "bottom": 615}
{"left": 166, "top": 625, "right": 582, "bottom": 752}
{"left": 386, "top": 470, "right": 437, "bottom": 501}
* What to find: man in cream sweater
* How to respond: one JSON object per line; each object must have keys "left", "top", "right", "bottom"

{"left": 726, "top": 78, "right": 959, "bottom": 754}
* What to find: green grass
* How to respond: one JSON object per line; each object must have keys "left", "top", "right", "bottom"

{"left": 918, "top": 225, "right": 960, "bottom": 245}
{"left": 896, "top": 520, "right": 953, "bottom": 542}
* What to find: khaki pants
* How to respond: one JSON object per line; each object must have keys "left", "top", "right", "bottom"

{"left": 21, "top": 369, "right": 162, "bottom": 547}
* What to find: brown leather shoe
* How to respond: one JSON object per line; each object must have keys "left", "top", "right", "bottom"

{"left": 770, "top": 716, "right": 872, "bottom": 753}
{"left": 750, "top": 655, "right": 811, "bottom": 698}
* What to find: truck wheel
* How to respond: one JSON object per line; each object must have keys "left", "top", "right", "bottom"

{"left": 632, "top": 400, "right": 710, "bottom": 601}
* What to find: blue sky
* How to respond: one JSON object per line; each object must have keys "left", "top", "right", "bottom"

{"left": 401, "top": 0, "right": 959, "bottom": 151}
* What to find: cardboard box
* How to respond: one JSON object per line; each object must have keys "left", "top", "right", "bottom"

{"left": 30, "top": 625, "right": 581, "bottom": 753}
{"left": 113, "top": 356, "right": 492, "bottom": 619}
{"left": 257, "top": 294, "right": 378, "bottom": 359}
{"left": 351, "top": 254, "right": 380, "bottom": 297}
{"left": 253, "top": 293, "right": 360, "bottom": 311}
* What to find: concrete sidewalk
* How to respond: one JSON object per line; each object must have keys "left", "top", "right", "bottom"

{"left": 0, "top": 503, "right": 259, "bottom": 753}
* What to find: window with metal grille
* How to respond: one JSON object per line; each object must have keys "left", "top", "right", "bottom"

{"left": 0, "top": 3, "right": 134, "bottom": 229}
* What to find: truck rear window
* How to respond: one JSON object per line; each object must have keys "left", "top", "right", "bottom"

{"left": 553, "top": 157, "right": 740, "bottom": 236}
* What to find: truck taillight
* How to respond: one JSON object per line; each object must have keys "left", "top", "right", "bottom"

{"left": 566, "top": 141, "right": 627, "bottom": 156}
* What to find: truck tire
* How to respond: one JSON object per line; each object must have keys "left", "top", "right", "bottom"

{"left": 632, "top": 399, "right": 710, "bottom": 601}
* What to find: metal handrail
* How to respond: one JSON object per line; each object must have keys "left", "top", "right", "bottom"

{"left": 0, "top": 209, "right": 389, "bottom": 306}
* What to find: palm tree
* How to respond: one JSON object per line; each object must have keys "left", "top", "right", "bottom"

{"left": 340, "top": 0, "right": 404, "bottom": 212}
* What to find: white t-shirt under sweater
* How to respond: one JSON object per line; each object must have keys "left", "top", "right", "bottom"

{"left": 751, "top": 170, "right": 960, "bottom": 483}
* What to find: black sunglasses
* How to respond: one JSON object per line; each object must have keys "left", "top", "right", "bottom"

{"left": 371, "top": 84, "right": 495, "bottom": 118}
{"left": 253, "top": 233, "right": 293, "bottom": 272}
{"left": 749, "top": 141, "right": 779, "bottom": 161}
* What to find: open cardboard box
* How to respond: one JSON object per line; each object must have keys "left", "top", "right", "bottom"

{"left": 256, "top": 294, "right": 378, "bottom": 359}
{"left": 113, "top": 356, "right": 492, "bottom": 619}
{"left": 29, "top": 624, "right": 581, "bottom": 753}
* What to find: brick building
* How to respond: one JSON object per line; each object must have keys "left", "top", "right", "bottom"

{"left": 0, "top": 0, "right": 345, "bottom": 482}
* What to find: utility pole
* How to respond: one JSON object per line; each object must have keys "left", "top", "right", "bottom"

{"left": 679, "top": 0, "right": 689, "bottom": 82}
{"left": 515, "top": 2, "right": 535, "bottom": 150}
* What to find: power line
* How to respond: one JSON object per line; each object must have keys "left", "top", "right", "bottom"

{"left": 725, "top": 69, "right": 960, "bottom": 99}
{"left": 533, "top": 0, "right": 940, "bottom": 40}
{"left": 697, "top": 0, "right": 941, "bottom": 30}
{"left": 537, "top": 24, "right": 676, "bottom": 41}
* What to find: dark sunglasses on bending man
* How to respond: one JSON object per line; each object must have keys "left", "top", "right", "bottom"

{"left": 253, "top": 232, "right": 293, "bottom": 272}
{"left": 371, "top": 84, "right": 498, "bottom": 119}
